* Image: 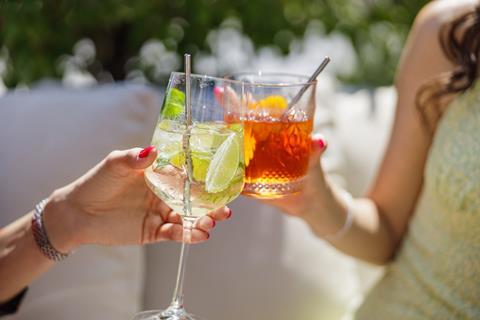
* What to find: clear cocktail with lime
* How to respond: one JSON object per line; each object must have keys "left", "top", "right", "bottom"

{"left": 136, "top": 71, "right": 244, "bottom": 320}
{"left": 145, "top": 119, "right": 244, "bottom": 218}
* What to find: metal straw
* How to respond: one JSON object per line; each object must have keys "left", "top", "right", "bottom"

{"left": 184, "top": 54, "right": 193, "bottom": 128}
{"left": 288, "top": 56, "right": 331, "bottom": 109}
{"left": 183, "top": 54, "right": 193, "bottom": 217}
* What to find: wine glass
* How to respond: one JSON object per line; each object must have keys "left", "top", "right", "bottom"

{"left": 133, "top": 71, "right": 244, "bottom": 320}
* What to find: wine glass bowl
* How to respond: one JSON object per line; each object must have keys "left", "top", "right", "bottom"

{"left": 146, "top": 72, "right": 245, "bottom": 219}
{"left": 144, "top": 120, "right": 244, "bottom": 218}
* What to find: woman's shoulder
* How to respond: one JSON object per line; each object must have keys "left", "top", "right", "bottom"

{"left": 414, "top": 0, "right": 477, "bottom": 34}
{"left": 395, "top": 0, "right": 477, "bottom": 86}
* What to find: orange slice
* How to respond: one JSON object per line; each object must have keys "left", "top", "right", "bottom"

{"left": 248, "top": 95, "right": 288, "bottom": 112}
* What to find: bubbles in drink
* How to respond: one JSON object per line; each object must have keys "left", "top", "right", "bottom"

{"left": 145, "top": 120, "right": 244, "bottom": 218}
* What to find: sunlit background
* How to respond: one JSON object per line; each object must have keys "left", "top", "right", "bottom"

{"left": 0, "top": 1, "right": 432, "bottom": 319}
{"left": 1, "top": 0, "right": 428, "bottom": 91}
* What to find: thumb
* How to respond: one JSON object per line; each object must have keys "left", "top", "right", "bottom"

{"left": 134, "top": 146, "right": 157, "bottom": 169}
{"left": 213, "top": 86, "right": 242, "bottom": 121}
{"left": 309, "top": 134, "right": 327, "bottom": 169}
{"left": 105, "top": 146, "right": 157, "bottom": 175}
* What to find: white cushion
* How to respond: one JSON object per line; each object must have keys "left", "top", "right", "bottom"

{"left": 0, "top": 83, "right": 161, "bottom": 319}
{"left": 334, "top": 87, "right": 396, "bottom": 196}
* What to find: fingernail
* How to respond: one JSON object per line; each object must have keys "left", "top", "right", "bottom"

{"left": 207, "top": 232, "right": 210, "bottom": 239}
{"left": 213, "top": 86, "right": 224, "bottom": 97}
{"left": 212, "top": 220, "right": 216, "bottom": 228}
{"left": 227, "top": 208, "right": 232, "bottom": 218}
{"left": 314, "top": 139, "right": 325, "bottom": 149}
{"left": 139, "top": 146, "right": 154, "bottom": 158}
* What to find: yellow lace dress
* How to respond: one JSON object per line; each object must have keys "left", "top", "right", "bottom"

{"left": 355, "top": 80, "right": 480, "bottom": 319}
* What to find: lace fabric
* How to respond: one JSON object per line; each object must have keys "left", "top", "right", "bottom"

{"left": 355, "top": 80, "right": 480, "bottom": 319}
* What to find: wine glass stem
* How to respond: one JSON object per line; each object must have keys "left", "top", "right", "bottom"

{"left": 168, "top": 217, "right": 195, "bottom": 310}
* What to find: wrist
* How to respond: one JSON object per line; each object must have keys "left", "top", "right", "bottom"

{"left": 301, "top": 184, "right": 349, "bottom": 238}
{"left": 42, "top": 189, "right": 85, "bottom": 253}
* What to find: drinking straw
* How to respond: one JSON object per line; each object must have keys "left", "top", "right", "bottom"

{"left": 288, "top": 56, "right": 331, "bottom": 109}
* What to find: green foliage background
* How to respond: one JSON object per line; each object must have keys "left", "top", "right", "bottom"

{"left": 0, "top": 0, "right": 428, "bottom": 87}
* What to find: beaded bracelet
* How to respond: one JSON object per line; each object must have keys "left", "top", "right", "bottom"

{"left": 31, "top": 199, "right": 70, "bottom": 262}
{"left": 325, "top": 190, "right": 354, "bottom": 241}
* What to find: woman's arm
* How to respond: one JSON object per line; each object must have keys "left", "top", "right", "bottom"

{"left": 0, "top": 211, "right": 56, "bottom": 303}
{"left": 322, "top": 1, "right": 458, "bottom": 262}
{"left": 0, "top": 147, "right": 230, "bottom": 303}
{"left": 265, "top": 1, "right": 475, "bottom": 264}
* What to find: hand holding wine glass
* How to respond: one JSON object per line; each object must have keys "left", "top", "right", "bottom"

{"left": 0, "top": 146, "right": 231, "bottom": 306}
{"left": 45, "top": 147, "right": 231, "bottom": 254}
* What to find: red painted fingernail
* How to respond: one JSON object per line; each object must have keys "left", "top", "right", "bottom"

{"left": 207, "top": 232, "right": 210, "bottom": 239}
{"left": 212, "top": 220, "right": 216, "bottom": 228}
{"left": 213, "top": 86, "right": 224, "bottom": 104}
{"left": 213, "top": 86, "right": 223, "bottom": 97}
{"left": 139, "top": 146, "right": 154, "bottom": 158}
{"left": 314, "top": 139, "right": 325, "bottom": 149}
{"left": 227, "top": 208, "right": 232, "bottom": 218}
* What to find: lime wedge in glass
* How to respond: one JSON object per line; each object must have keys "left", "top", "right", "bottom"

{"left": 170, "top": 152, "right": 186, "bottom": 168}
{"left": 205, "top": 133, "right": 240, "bottom": 193}
{"left": 190, "top": 124, "right": 230, "bottom": 182}
{"left": 162, "top": 88, "right": 185, "bottom": 119}
{"left": 191, "top": 153, "right": 210, "bottom": 182}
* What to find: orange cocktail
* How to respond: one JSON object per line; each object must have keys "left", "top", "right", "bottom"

{"left": 233, "top": 73, "right": 317, "bottom": 198}
{"left": 244, "top": 118, "right": 312, "bottom": 196}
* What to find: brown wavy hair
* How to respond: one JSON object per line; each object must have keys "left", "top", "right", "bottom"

{"left": 416, "top": 5, "right": 480, "bottom": 131}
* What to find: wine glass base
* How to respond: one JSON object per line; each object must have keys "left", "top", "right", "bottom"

{"left": 133, "top": 309, "right": 204, "bottom": 320}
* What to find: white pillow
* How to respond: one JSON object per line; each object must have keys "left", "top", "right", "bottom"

{"left": 0, "top": 83, "right": 161, "bottom": 319}
{"left": 334, "top": 86, "right": 396, "bottom": 196}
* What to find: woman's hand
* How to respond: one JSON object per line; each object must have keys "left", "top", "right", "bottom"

{"left": 43, "top": 147, "right": 232, "bottom": 253}
{"left": 259, "top": 136, "right": 330, "bottom": 217}
{"left": 214, "top": 86, "right": 342, "bottom": 236}
{"left": 255, "top": 136, "right": 349, "bottom": 237}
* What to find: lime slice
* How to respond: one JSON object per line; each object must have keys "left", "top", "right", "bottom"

{"left": 205, "top": 133, "right": 240, "bottom": 193}
{"left": 190, "top": 124, "right": 230, "bottom": 182}
{"left": 170, "top": 152, "right": 185, "bottom": 168}
{"left": 162, "top": 88, "right": 185, "bottom": 119}
{"left": 191, "top": 153, "right": 210, "bottom": 182}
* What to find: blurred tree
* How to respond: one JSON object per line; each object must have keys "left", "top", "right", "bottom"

{"left": 0, "top": 0, "right": 428, "bottom": 87}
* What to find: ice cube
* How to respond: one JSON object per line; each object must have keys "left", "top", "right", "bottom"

{"left": 284, "top": 108, "right": 308, "bottom": 122}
